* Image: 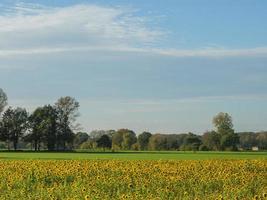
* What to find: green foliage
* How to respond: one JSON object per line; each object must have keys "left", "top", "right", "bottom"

{"left": 212, "top": 112, "right": 239, "bottom": 151}
{"left": 255, "top": 132, "right": 267, "bottom": 150}
{"left": 1, "top": 107, "right": 28, "bottom": 150}
{"left": 73, "top": 132, "right": 89, "bottom": 148}
{"left": 202, "top": 131, "right": 221, "bottom": 150}
{"left": 213, "top": 112, "right": 234, "bottom": 135}
{"left": 96, "top": 134, "right": 112, "bottom": 150}
{"left": 137, "top": 132, "right": 152, "bottom": 150}
{"left": 79, "top": 140, "right": 96, "bottom": 150}
{"left": 27, "top": 105, "right": 58, "bottom": 151}
{"left": 112, "top": 129, "right": 137, "bottom": 150}
{"left": 181, "top": 133, "right": 202, "bottom": 151}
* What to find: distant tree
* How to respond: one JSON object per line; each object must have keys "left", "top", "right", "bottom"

{"left": 106, "top": 130, "right": 116, "bottom": 138}
{"left": 96, "top": 134, "right": 112, "bottom": 150}
{"left": 238, "top": 132, "right": 257, "bottom": 150}
{"left": 112, "top": 130, "right": 124, "bottom": 150}
{"left": 220, "top": 133, "right": 239, "bottom": 151}
{"left": 212, "top": 112, "right": 239, "bottom": 150}
{"left": 148, "top": 134, "right": 168, "bottom": 151}
{"left": 90, "top": 130, "right": 115, "bottom": 140}
{"left": 55, "top": 96, "right": 79, "bottom": 150}
{"left": 202, "top": 131, "right": 221, "bottom": 150}
{"left": 213, "top": 112, "right": 234, "bottom": 135}
{"left": 0, "top": 88, "right": 7, "bottom": 115}
{"left": 131, "top": 143, "right": 139, "bottom": 151}
{"left": 165, "top": 134, "right": 186, "bottom": 150}
{"left": 137, "top": 132, "right": 152, "bottom": 150}
{"left": 1, "top": 107, "right": 28, "bottom": 150}
{"left": 180, "top": 133, "right": 202, "bottom": 151}
{"left": 90, "top": 130, "right": 106, "bottom": 140}
{"left": 79, "top": 140, "right": 96, "bottom": 150}
{"left": 112, "top": 129, "right": 137, "bottom": 150}
{"left": 73, "top": 132, "right": 89, "bottom": 149}
{"left": 256, "top": 132, "right": 267, "bottom": 150}
{"left": 121, "top": 129, "right": 137, "bottom": 150}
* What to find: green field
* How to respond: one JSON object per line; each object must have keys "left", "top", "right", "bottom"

{"left": 0, "top": 151, "right": 266, "bottom": 160}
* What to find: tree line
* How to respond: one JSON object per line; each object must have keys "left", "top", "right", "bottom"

{"left": 0, "top": 88, "right": 266, "bottom": 151}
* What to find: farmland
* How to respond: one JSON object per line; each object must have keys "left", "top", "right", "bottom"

{"left": 0, "top": 152, "right": 266, "bottom": 199}
{"left": 0, "top": 159, "right": 266, "bottom": 200}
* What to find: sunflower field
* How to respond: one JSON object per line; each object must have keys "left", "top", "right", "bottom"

{"left": 0, "top": 160, "right": 266, "bottom": 200}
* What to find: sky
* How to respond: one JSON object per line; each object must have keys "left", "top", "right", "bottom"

{"left": 0, "top": 0, "right": 267, "bottom": 134}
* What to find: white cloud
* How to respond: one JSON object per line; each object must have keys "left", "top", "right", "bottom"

{"left": 1, "top": 45, "right": 267, "bottom": 58}
{"left": 1, "top": 3, "right": 267, "bottom": 59}
{"left": 0, "top": 3, "right": 162, "bottom": 49}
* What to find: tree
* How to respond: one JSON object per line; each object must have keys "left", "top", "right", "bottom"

{"left": 220, "top": 133, "right": 239, "bottom": 151}
{"left": 90, "top": 130, "right": 106, "bottom": 140}
{"left": 55, "top": 96, "right": 79, "bottom": 150}
{"left": 256, "top": 132, "right": 267, "bottom": 150}
{"left": 112, "top": 129, "right": 137, "bottom": 150}
{"left": 1, "top": 107, "right": 28, "bottom": 150}
{"left": 121, "top": 129, "right": 137, "bottom": 150}
{"left": 213, "top": 112, "right": 234, "bottom": 135}
{"left": 202, "top": 131, "right": 221, "bottom": 150}
{"left": 96, "top": 134, "right": 112, "bottom": 150}
{"left": 238, "top": 132, "right": 257, "bottom": 150}
{"left": 148, "top": 134, "right": 168, "bottom": 151}
{"left": 0, "top": 88, "right": 7, "bottom": 115}
{"left": 112, "top": 130, "right": 124, "bottom": 150}
{"left": 73, "top": 132, "right": 89, "bottom": 149}
{"left": 27, "top": 107, "right": 45, "bottom": 151}
{"left": 180, "top": 133, "right": 202, "bottom": 151}
{"left": 137, "top": 132, "right": 152, "bottom": 150}
{"left": 26, "top": 105, "right": 57, "bottom": 151}
{"left": 212, "top": 112, "right": 239, "bottom": 150}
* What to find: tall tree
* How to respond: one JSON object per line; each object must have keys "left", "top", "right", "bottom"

{"left": 212, "top": 112, "right": 239, "bottom": 150}
{"left": 26, "top": 105, "right": 57, "bottom": 151}
{"left": 55, "top": 96, "right": 79, "bottom": 150}
{"left": 0, "top": 88, "right": 7, "bottom": 115}
{"left": 1, "top": 107, "right": 28, "bottom": 150}
{"left": 213, "top": 112, "right": 234, "bottom": 135}
{"left": 137, "top": 132, "right": 152, "bottom": 150}
{"left": 27, "top": 107, "right": 44, "bottom": 151}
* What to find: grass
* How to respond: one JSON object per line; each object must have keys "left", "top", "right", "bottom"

{"left": 0, "top": 151, "right": 266, "bottom": 160}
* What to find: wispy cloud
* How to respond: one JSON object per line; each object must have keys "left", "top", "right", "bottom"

{"left": 1, "top": 45, "right": 267, "bottom": 58}
{"left": 0, "top": 3, "right": 161, "bottom": 48}
{"left": 1, "top": 3, "right": 267, "bottom": 59}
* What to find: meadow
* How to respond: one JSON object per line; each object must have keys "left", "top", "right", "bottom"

{"left": 0, "top": 152, "right": 266, "bottom": 200}
{"left": 0, "top": 151, "right": 266, "bottom": 160}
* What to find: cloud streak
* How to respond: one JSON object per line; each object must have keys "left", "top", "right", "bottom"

{"left": 1, "top": 3, "right": 267, "bottom": 59}
{"left": 1, "top": 46, "right": 267, "bottom": 58}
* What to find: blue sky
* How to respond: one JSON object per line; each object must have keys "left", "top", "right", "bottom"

{"left": 0, "top": 0, "right": 267, "bottom": 134}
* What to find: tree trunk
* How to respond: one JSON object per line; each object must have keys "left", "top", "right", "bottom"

{"left": 13, "top": 141, "right": 17, "bottom": 151}
{"left": 7, "top": 140, "right": 10, "bottom": 151}
{"left": 34, "top": 140, "right": 38, "bottom": 151}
